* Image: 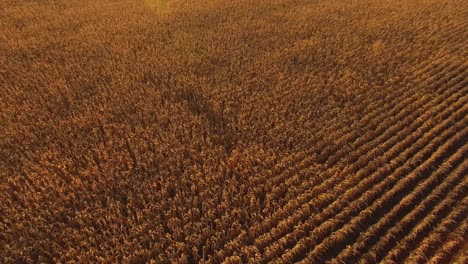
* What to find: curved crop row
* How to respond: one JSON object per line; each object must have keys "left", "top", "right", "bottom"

{"left": 299, "top": 137, "right": 468, "bottom": 263}
{"left": 280, "top": 122, "right": 468, "bottom": 263}
{"left": 213, "top": 38, "right": 468, "bottom": 263}
{"left": 428, "top": 220, "right": 468, "bottom": 264}
{"left": 389, "top": 195, "right": 468, "bottom": 264}
{"left": 331, "top": 150, "right": 468, "bottom": 263}
{"left": 253, "top": 77, "right": 468, "bottom": 261}
{"left": 369, "top": 179, "right": 468, "bottom": 263}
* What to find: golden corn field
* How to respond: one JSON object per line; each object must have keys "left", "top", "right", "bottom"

{"left": 1, "top": 0, "right": 467, "bottom": 263}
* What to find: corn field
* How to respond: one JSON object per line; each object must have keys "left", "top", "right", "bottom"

{"left": 0, "top": 0, "right": 467, "bottom": 263}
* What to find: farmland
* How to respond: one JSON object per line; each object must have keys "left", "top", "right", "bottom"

{"left": 0, "top": 0, "right": 467, "bottom": 263}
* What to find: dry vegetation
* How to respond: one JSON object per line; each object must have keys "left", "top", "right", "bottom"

{"left": 1, "top": 0, "right": 467, "bottom": 263}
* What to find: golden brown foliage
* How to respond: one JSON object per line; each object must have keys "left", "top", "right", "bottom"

{"left": 0, "top": 0, "right": 467, "bottom": 263}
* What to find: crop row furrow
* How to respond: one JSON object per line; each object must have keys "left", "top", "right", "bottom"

{"left": 428, "top": 220, "right": 468, "bottom": 264}
{"left": 280, "top": 121, "right": 468, "bottom": 263}
{"left": 370, "top": 180, "right": 468, "bottom": 263}
{"left": 278, "top": 73, "right": 468, "bottom": 210}
{"left": 213, "top": 39, "right": 468, "bottom": 264}
{"left": 405, "top": 197, "right": 468, "bottom": 263}
{"left": 254, "top": 78, "right": 468, "bottom": 260}
{"left": 331, "top": 151, "right": 468, "bottom": 263}
{"left": 230, "top": 36, "right": 468, "bottom": 226}
{"left": 300, "top": 139, "right": 468, "bottom": 263}
{"left": 403, "top": 197, "right": 468, "bottom": 264}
